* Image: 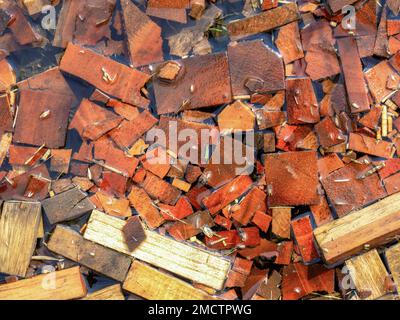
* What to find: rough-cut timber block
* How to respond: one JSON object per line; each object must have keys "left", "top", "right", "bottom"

{"left": 123, "top": 260, "right": 217, "bottom": 300}
{"left": 48, "top": 225, "right": 132, "bottom": 282}
{"left": 0, "top": 201, "right": 41, "bottom": 277}
{"left": 41, "top": 187, "right": 94, "bottom": 224}
{"left": 265, "top": 151, "right": 319, "bottom": 206}
{"left": 346, "top": 249, "right": 388, "bottom": 300}
{"left": 60, "top": 43, "right": 150, "bottom": 108}
{"left": 0, "top": 266, "right": 87, "bottom": 300}
{"left": 81, "top": 284, "right": 125, "bottom": 300}
{"left": 153, "top": 52, "right": 232, "bottom": 114}
{"left": 227, "top": 3, "right": 300, "bottom": 39}
{"left": 386, "top": 243, "right": 400, "bottom": 292}
{"left": 84, "top": 210, "right": 231, "bottom": 290}
{"left": 314, "top": 192, "right": 400, "bottom": 265}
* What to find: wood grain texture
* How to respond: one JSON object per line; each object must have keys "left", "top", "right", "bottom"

{"left": 84, "top": 210, "right": 231, "bottom": 290}
{"left": 123, "top": 260, "right": 217, "bottom": 300}
{"left": 346, "top": 249, "right": 388, "bottom": 300}
{"left": 314, "top": 192, "right": 400, "bottom": 264}
{"left": 0, "top": 266, "right": 87, "bottom": 300}
{"left": 0, "top": 201, "right": 41, "bottom": 277}
{"left": 48, "top": 225, "right": 132, "bottom": 282}
{"left": 386, "top": 243, "right": 400, "bottom": 291}
{"left": 81, "top": 284, "right": 125, "bottom": 300}
{"left": 272, "top": 207, "right": 291, "bottom": 239}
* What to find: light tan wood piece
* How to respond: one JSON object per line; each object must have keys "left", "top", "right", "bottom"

{"left": 0, "top": 266, "right": 87, "bottom": 300}
{"left": 123, "top": 260, "right": 217, "bottom": 300}
{"left": 0, "top": 201, "right": 41, "bottom": 277}
{"left": 386, "top": 243, "right": 400, "bottom": 292}
{"left": 271, "top": 207, "right": 291, "bottom": 239}
{"left": 314, "top": 192, "right": 400, "bottom": 264}
{"left": 84, "top": 210, "right": 231, "bottom": 290}
{"left": 81, "top": 284, "right": 125, "bottom": 300}
{"left": 346, "top": 249, "right": 388, "bottom": 300}
{"left": 47, "top": 225, "right": 132, "bottom": 282}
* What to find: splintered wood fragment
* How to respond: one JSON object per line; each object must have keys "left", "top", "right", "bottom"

{"left": 286, "top": 77, "right": 319, "bottom": 124}
{"left": 122, "top": 216, "right": 146, "bottom": 251}
{"left": 374, "top": 4, "right": 389, "bottom": 58}
{"left": 365, "top": 60, "right": 400, "bottom": 103}
{"left": 168, "top": 210, "right": 213, "bottom": 240}
{"left": 42, "top": 187, "right": 95, "bottom": 224}
{"left": 231, "top": 187, "right": 266, "bottom": 226}
{"left": 81, "top": 284, "right": 125, "bottom": 300}
{"left": 265, "top": 151, "right": 319, "bottom": 206}
{"left": 314, "top": 192, "right": 400, "bottom": 265}
{"left": 348, "top": 133, "right": 393, "bottom": 158}
{"left": 153, "top": 52, "right": 231, "bottom": 114}
{"left": 50, "top": 149, "right": 72, "bottom": 173}
{"left": 272, "top": 207, "right": 291, "bottom": 239}
{"left": 0, "top": 95, "right": 13, "bottom": 136}
{"left": 346, "top": 249, "right": 388, "bottom": 300}
{"left": 0, "top": 266, "right": 86, "bottom": 300}
{"left": 275, "top": 22, "right": 304, "bottom": 64}
{"left": 189, "top": 0, "right": 205, "bottom": 19}
{"left": 121, "top": 0, "right": 163, "bottom": 67}
{"left": 310, "top": 195, "right": 333, "bottom": 226}
{"left": 0, "top": 132, "right": 12, "bottom": 167}
{"left": 227, "top": 3, "right": 299, "bottom": 39}
{"left": 291, "top": 215, "right": 319, "bottom": 263}
{"left": 228, "top": 39, "right": 285, "bottom": 96}
{"left": 53, "top": 0, "right": 83, "bottom": 47}
{"left": 142, "top": 172, "right": 181, "bottom": 205}
{"left": 84, "top": 210, "right": 231, "bottom": 290}
{"left": 386, "top": 243, "right": 400, "bottom": 291}
{"left": 13, "top": 89, "right": 74, "bottom": 148}
{"left": 337, "top": 37, "right": 370, "bottom": 113}
{"left": 0, "top": 201, "right": 41, "bottom": 277}
{"left": 48, "top": 225, "right": 131, "bottom": 282}
{"left": 218, "top": 100, "right": 255, "bottom": 132}
{"left": 60, "top": 43, "right": 150, "bottom": 108}
{"left": 327, "top": 0, "right": 357, "bottom": 13}
{"left": 123, "top": 260, "right": 217, "bottom": 300}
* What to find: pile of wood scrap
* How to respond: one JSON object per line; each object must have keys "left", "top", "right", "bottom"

{"left": 1, "top": 0, "right": 400, "bottom": 301}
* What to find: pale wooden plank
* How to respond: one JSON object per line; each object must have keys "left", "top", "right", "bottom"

{"left": 83, "top": 210, "right": 231, "bottom": 290}
{"left": 47, "top": 225, "right": 132, "bottom": 282}
{"left": 0, "top": 201, "right": 41, "bottom": 277}
{"left": 386, "top": 243, "right": 400, "bottom": 291}
{"left": 314, "top": 192, "right": 400, "bottom": 264}
{"left": 346, "top": 249, "right": 388, "bottom": 300}
{"left": 123, "top": 260, "right": 217, "bottom": 300}
{"left": 0, "top": 266, "right": 87, "bottom": 300}
{"left": 81, "top": 284, "right": 125, "bottom": 300}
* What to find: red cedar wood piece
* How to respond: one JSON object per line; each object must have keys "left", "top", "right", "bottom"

{"left": 227, "top": 40, "right": 285, "bottom": 96}
{"left": 94, "top": 191, "right": 131, "bottom": 218}
{"left": 275, "top": 241, "right": 293, "bottom": 265}
{"left": 313, "top": 192, "right": 400, "bottom": 265}
{"left": 359, "top": 105, "right": 382, "bottom": 130}
{"left": 300, "top": 20, "right": 341, "bottom": 81}
{"left": 286, "top": 77, "right": 320, "bottom": 124}
{"left": 314, "top": 116, "right": 345, "bottom": 147}
{"left": 265, "top": 151, "right": 319, "bottom": 206}
{"left": 8, "top": 145, "right": 47, "bottom": 166}
{"left": 127, "top": 185, "right": 165, "bottom": 229}
{"left": 387, "top": 20, "right": 400, "bottom": 36}
{"left": 206, "top": 230, "right": 240, "bottom": 250}
{"left": 146, "top": 7, "right": 187, "bottom": 24}
{"left": 383, "top": 172, "right": 400, "bottom": 195}
{"left": 13, "top": 89, "right": 74, "bottom": 148}
{"left": 202, "top": 175, "right": 253, "bottom": 215}
{"left": 272, "top": 207, "right": 291, "bottom": 239}
{"left": 60, "top": 43, "right": 150, "bottom": 108}
{"left": 262, "top": 0, "right": 278, "bottom": 11}
{"left": 238, "top": 238, "right": 277, "bottom": 260}
{"left": 317, "top": 153, "right": 344, "bottom": 179}
{"left": 50, "top": 149, "right": 72, "bottom": 173}
{"left": 337, "top": 37, "right": 370, "bottom": 113}
{"left": 275, "top": 22, "right": 304, "bottom": 64}
{"left": 48, "top": 225, "right": 132, "bottom": 282}
{"left": 231, "top": 187, "right": 266, "bottom": 225}
{"left": 379, "top": 158, "right": 400, "bottom": 179}
{"left": 53, "top": 0, "right": 84, "bottom": 47}
{"left": 153, "top": 52, "right": 232, "bottom": 115}
{"left": 327, "top": 0, "right": 358, "bottom": 12}
{"left": 159, "top": 197, "right": 193, "bottom": 221}
{"left": 365, "top": 60, "right": 400, "bottom": 102}
{"left": 0, "top": 95, "right": 12, "bottom": 135}
{"left": 321, "top": 159, "right": 387, "bottom": 217}
{"left": 348, "top": 133, "right": 393, "bottom": 158}
{"left": 93, "top": 137, "right": 139, "bottom": 177}
{"left": 147, "top": 0, "right": 189, "bottom": 8}
{"left": 69, "top": 99, "right": 122, "bottom": 141}
{"left": 227, "top": 3, "right": 300, "bottom": 39}
{"left": 225, "top": 258, "right": 253, "bottom": 288}
{"left": 141, "top": 171, "right": 181, "bottom": 205}
{"left": 120, "top": 0, "right": 163, "bottom": 67}
{"left": 281, "top": 263, "right": 335, "bottom": 300}
{"left": 109, "top": 110, "right": 158, "bottom": 149}
{"left": 100, "top": 171, "right": 128, "bottom": 197}
{"left": 291, "top": 215, "right": 319, "bottom": 263}
{"left": 252, "top": 211, "right": 272, "bottom": 232}
{"left": 168, "top": 210, "right": 214, "bottom": 240}
{"left": 373, "top": 4, "right": 389, "bottom": 58}
{"left": 310, "top": 195, "right": 334, "bottom": 226}
{"left": 0, "top": 266, "right": 87, "bottom": 300}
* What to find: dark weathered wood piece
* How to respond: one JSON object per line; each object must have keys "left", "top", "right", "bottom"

{"left": 48, "top": 225, "right": 131, "bottom": 282}
{"left": 42, "top": 187, "right": 95, "bottom": 224}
